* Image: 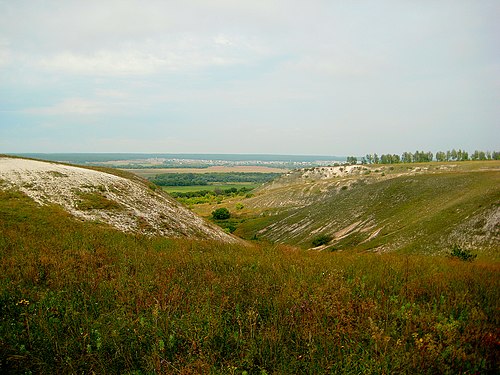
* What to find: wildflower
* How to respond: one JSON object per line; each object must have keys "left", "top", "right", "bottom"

{"left": 17, "top": 299, "right": 30, "bottom": 306}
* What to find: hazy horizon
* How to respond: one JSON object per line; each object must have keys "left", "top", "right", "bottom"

{"left": 1, "top": 1, "right": 499, "bottom": 155}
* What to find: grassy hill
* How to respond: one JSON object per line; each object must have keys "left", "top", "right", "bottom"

{"left": 0, "top": 156, "right": 238, "bottom": 243}
{"left": 203, "top": 161, "right": 500, "bottom": 258}
{"left": 1, "top": 188, "right": 499, "bottom": 374}
{"left": 1, "top": 158, "right": 499, "bottom": 373}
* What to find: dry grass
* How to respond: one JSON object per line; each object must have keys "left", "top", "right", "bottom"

{"left": 1, "top": 189, "right": 499, "bottom": 374}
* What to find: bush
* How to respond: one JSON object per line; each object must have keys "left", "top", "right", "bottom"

{"left": 312, "top": 234, "right": 332, "bottom": 247}
{"left": 212, "top": 207, "right": 230, "bottom": 220}
{"left": 449, "top": 245, "right": 477, "bottom": 262}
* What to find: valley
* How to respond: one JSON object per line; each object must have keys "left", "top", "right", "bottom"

{"left": 0, "top": 155, "right": 499, "bottom": 374}
{"left": 189, "top": 161, "right": 500, "bottom": 258}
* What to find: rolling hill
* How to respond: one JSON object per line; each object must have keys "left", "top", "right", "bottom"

{"left": 1, "top": 157, "right": 498, "bottom": 374}
{"left": 0, "top": 156, "right": 239, "bottom": 243}
{"left": 220, "top": 162, "right": 500, "bottom": 256}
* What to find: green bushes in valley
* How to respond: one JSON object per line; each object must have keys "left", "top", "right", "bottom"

{"left": 212, "top": 207, "right": 230, "bottom": 220}
{"left": 150, "top": 172, "right": 280, "bottom": 186}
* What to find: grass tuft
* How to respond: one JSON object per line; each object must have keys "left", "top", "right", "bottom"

{"left": 74, "top": 191, "right": 122, "bottom": 211}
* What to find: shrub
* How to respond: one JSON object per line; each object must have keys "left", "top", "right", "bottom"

{"left": 449, "top": 245, "right": 477, "bottom": 262}
{"left": 212, "top": 207, "right": 230, "bottom": 220}
{"left": 311, "top": 234, "right": 332, "bottom": 247}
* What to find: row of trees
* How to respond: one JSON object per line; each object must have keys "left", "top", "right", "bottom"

{"left": 346, "top": 149, "right": 500, "bottom": 165}
{"left": 150, "top": 172, "right": 280, "bottom": 186}
{"left": 170, "top": 186, "right": 252, "bottom": 199}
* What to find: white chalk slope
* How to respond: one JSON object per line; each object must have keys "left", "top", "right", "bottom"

{"left": 0, "top": 157, "right": 239, "bottom": 243}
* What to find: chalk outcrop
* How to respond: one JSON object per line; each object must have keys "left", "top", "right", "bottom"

{"left": 0, "top": 157, "right": 240, "bottom": 243}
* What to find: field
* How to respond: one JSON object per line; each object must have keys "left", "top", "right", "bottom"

{"left": 125, "top": 166, "right": 288, "bottom": 179}
{"left": 162, "top": 184, "right": 258, "bottom": 194}
{"left": 1, "top": 188, "right": 499, "bottom": 374}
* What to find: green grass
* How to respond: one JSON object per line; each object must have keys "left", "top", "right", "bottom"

{"left": 1, "top": 188, "right": 499, "bottom": 374}
{"left": 237, "top": 166, "right": 500, "bottom": 256}
{"left": 162, "top": 183, "right": 258, "bottom": 193}
{"left": 74, "top": 191, "right": 122, "bottom": 211}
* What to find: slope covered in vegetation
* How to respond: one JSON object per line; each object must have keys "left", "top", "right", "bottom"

{"left": 228, "top": 162, "right": 499, "bottom": 256}
{"left": 0, "top": 189, "right": 499, "bottom": 374}
{"left": 0, "top": 156, "right": 238, "bottom": 243}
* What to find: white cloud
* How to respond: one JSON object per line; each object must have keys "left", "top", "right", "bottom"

{"left": 25, "top": 98, "right": 105, "bottom": 115}
{"left": 39, "top": 50, "right": 165, "bottom": 75}
{"left": 284, "top": 55, "right": 382, "bottom": 78}
{"left": 95, "top": 89, "right": 129, "bottom": 99}
{"left": 1, "top": 1, "right": 498, "bottom": 154}
{"left": 34, "top": 34, "right": 268, "bottom": 76}
{"left": 0, "top": 38, "right": 11, "bottom": 67}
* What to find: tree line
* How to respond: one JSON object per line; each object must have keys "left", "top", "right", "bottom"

{"left": 346, "top": 149, "right": 500, "bottom": 165}
{"left": 149, "top": 172, "right": 281, "bottom": 186}
{"left": 170, "top": 186, "right": 252, "bottom": 198}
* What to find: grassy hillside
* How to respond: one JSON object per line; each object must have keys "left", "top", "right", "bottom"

{"left": 1, "top": 187, "right": 500, "bottom": 374}
{"left": 0, "top": 156, "right": 238, "bottom": 243}
{"left": 203, "top": 162, "right": 500, "bottom": 257}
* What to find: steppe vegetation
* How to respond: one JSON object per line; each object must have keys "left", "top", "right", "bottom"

{"left": 149, "top": 173, "right": 280, "bottom": 187}
{"left": 150, "top": 172, "right": 278, "bottom": 202}
{"left": 1, "top": 189, "right": 499, "bottom": 374}
{"left": 141, "top": 172, "right": 278, "bottom": 206}
{"left": 1, "top": 155, "right": 499, "bottom": 374}
{"left": 0, "top": 156, "right": 235, "bottom": 242}
{"left": 194, "top": 161, "right": 500, "bottom": 258}
{"left": 169, "top": 187, "right": 254, "bottom": 207}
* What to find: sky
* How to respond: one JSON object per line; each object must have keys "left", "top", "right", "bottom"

{"left": 0, "top": 0, "right": 498, "bottom": 156}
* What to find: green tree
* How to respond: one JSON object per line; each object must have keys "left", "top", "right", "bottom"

{"left": 436, "top": 151, "right": 446, "bottom": 162}
{"left": 402, "top": 152, "right": 412, "bottom": 163}
{"left": 451, "top": 149, "right": 458, "bottom": 161}
{"left": 212, "top": 207, "right": 230, "bottom": 220}
{"left": 346, "top": 156, "right": 358, "bottom": 165}
{"left": 471, "top": 150, "right": 486, "bottom": 161}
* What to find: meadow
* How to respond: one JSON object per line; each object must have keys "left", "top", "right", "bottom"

{"left": 126, "top": 167, "right": 287, "bottom": 180}
{"left": 1, "top": 188, "right": 499, "bottom": 374}
{"left": 162, "top": 184, "right": 257, "bottom": 194}
{"left": 190, "top": 161, "right": 500, "bottom": 257}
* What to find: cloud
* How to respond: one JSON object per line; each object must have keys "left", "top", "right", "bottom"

{"left": 95, "top": 89, "right": 129, "bottom": 99}
{"left": 1, "top": 1, "right": 499, "bottom": 154}
{"left": 0, "top": 38, "right": 11, "bottom": 67}
{"left": 25, "top": 98, "right": 105, "bottom": 115}
{"left": 39, "top": 50, "right": 167, "bottom": 76}
{"left": 34, "top": 34, "right": 269, "bottom": 76}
